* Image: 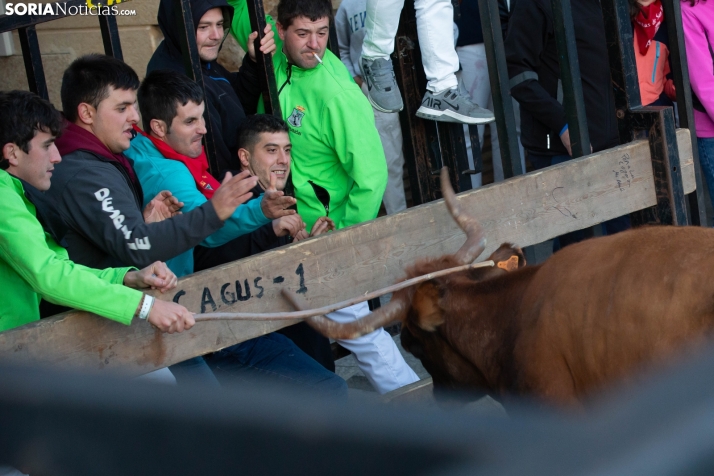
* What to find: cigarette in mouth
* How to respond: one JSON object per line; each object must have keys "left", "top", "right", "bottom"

{"left": 313, "top": 52, "right": 323, "bottom": 64}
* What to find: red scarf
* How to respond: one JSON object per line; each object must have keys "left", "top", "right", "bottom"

{"left": 634, "top": 0, "right": 664, "bottom": 56}
{"left": 55, "top": 119, "right": 138, "bottom": 183}
{"left": 134, "top": 126, "right": 221, "bottom": 199}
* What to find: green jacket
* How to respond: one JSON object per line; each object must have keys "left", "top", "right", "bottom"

{"left": 230, "top": 1, "right": 387, "bottom": 231}
{"left": 0, "top": 170, "right": 142, "bottom": 332}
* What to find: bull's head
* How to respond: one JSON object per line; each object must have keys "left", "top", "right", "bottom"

{"left": 283, "top": 168, "right": 526, "bottom": 400}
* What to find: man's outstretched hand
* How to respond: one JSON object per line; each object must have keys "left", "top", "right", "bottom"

{"left": 261, "top": 172, "right": 296, "bottom": 219}
{"left": 294, "top": 216, "right": 335, "bottom": 241}
{"left": 210, "top": 170, "right": 259, "bottom": 220}
{"left": 273, "top": 214, "right": 306, "bottom": 237}
{"left": 144, "top": 190, "right": 183, "bottom": 223}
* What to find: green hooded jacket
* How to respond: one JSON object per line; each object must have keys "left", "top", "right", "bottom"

{"left": 230, "top": 0, "right": 387, "bottom": 231}
{"left": 0, "top": 170, "right": 142, "bottom": 332}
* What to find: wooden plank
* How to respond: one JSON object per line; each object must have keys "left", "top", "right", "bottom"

{"left": 0, "top": 131, "right": 696, "bottom": 375}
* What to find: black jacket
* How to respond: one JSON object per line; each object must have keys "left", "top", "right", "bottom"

{"left": 46, "top": 149, "right": 223, "bottom": 270}
{"left": 505, "top": 0, "right": 619, "bottom": 156}
{"left": 148, "top": 0, "right": 262, "bottom": 175}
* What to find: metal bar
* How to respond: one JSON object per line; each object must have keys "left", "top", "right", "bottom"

{"left": 444, "top": 123, "right": 473, "bottom": 192}
{"left": 477, "top": 0, "right": 529, "bottom": 261}
{"left": 173, "top": 0, "right": 220, "bottom": 176}
{"left": 393, "top": 5, "right": 433, "bottom": 205}
{"left": 630, "top": 108, "right": 688, "bottom": 226}
{"left": 98, "top": 13, "right": 123, "bottom": 60}
{"left": 600, "top": 0, "right": 641, "bottom": 143}
{"left": 18, "top": 26, "right": 48, "bottom": 100}
{"left": 328, "top": 18, "right": 340, "bottom": 57}
{"left": 467, "top": 124, "right": 483, "bottom": 175}
{"left": 661, "top": 0, "right": 709, "bottom": 226}
{"left": 0, "top": 0, "right": 87, "bottom": 33}
{"left": 477, "top": 0, "right": 522, "bottom": 177}
{"left": 246, "top": 0, "right": 282, "bottom": 118}
{"left": 550, "top": 0, "right": 590, "bottom": 158}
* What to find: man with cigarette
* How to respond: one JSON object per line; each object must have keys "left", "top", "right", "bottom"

{"left": 230, "top": 0, "right": 420, "bottom": 394}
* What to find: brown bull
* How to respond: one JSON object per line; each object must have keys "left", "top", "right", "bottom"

{"left": 292, "top": 169, "right": 714, "bottom": 406}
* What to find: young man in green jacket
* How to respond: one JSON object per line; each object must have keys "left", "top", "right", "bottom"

{"left": 230, "top": 0, "right": 420, "bottom": 394}
{"left": 0, "top": 90, "right": 194, "bottom": 334}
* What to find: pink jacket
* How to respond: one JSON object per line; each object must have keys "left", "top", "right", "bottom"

{"left": 682, "top": 0, "right": 714, "bottom": 137}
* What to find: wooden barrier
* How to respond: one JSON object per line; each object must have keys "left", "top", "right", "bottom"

{"left": 0, "top": 129, "right": 695, "bottom": 375}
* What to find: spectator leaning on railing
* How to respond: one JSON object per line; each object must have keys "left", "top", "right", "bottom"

{"left": 0, "top": 90, "right": 194, "bottom": 334}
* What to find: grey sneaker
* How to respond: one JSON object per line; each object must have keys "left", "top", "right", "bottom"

{"left": 361, "top": 57, "right": 404, "bottom": 113}
{"left": 416, "top": 89, "right": 495, "bottom": 124}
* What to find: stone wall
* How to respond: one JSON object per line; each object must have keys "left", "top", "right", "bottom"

{"left": 0, "top": 0, "right": 163, "bottom": 106}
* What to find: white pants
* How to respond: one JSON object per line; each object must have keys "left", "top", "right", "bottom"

{"left": 361, "top": 83, "right": 407, "bottom": 214}
{"left": 328, "top": 301, "right": 419, "bottom": 394}
{"left": 362, "top": 0, "right": 459, "bottom": 92}
{"left": 456, "top": 43, "right": 525, "bottom": 188}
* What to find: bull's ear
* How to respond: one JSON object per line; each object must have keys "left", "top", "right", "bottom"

{"left": 489, "top": 243, "right": 526, "bottom": 271}
{"left": 411, "top": 282, "right": 445, "bottom": 331}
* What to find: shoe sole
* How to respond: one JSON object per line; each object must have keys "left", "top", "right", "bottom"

{"left": 366, "top": 90, "right": 404, "bottom": 113}
{"left": 416, "top": 106, "right": 495, "bottom": 125}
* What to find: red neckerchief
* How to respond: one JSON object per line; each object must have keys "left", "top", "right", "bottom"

{"left": 134, "top": 126, "right": 221, "bottom": 199}
{"left": 56, "top": 119, "right": 138, "bottom": 184}
{"left": 634, "top": 0, "right": 663, "bottom": 56}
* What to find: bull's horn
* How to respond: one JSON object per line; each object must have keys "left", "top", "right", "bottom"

{"left": 282, "top": 289, "right": 413, "bottom": 340}
{"left": 440, "top": 167, "right": 486, "bottom": 265}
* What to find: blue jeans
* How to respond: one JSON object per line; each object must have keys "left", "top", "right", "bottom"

{"left": 204, "top": 333, "right": 348, "bottom": 398}
{"left": 529, "top": 153, "right": 631, "bottom": 251}
{"left": 698, "top": 137, "right": 714, "bottom": 211}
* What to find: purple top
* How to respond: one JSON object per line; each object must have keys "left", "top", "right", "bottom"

{"left": 682, "top": 0, "right": 714, "bottom": 137}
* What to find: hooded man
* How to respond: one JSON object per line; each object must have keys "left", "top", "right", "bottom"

{"left": 148, "top": 0, "right": 275, "bottom": 175}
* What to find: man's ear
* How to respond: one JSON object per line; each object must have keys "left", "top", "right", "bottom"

{"left": 237, "top": 148, "right": 251, "bottom": 169}
{"left": 2, "top": 143, "right": 21, "bottom": 167}
{"left": 76, "top": 103, "right": 95, "bottom": 126}
{"left": 276, "top": 22, "right": 287, "bottom": 41}
{"left": 150, "top": 118, "right": 169, "bottom": 139}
